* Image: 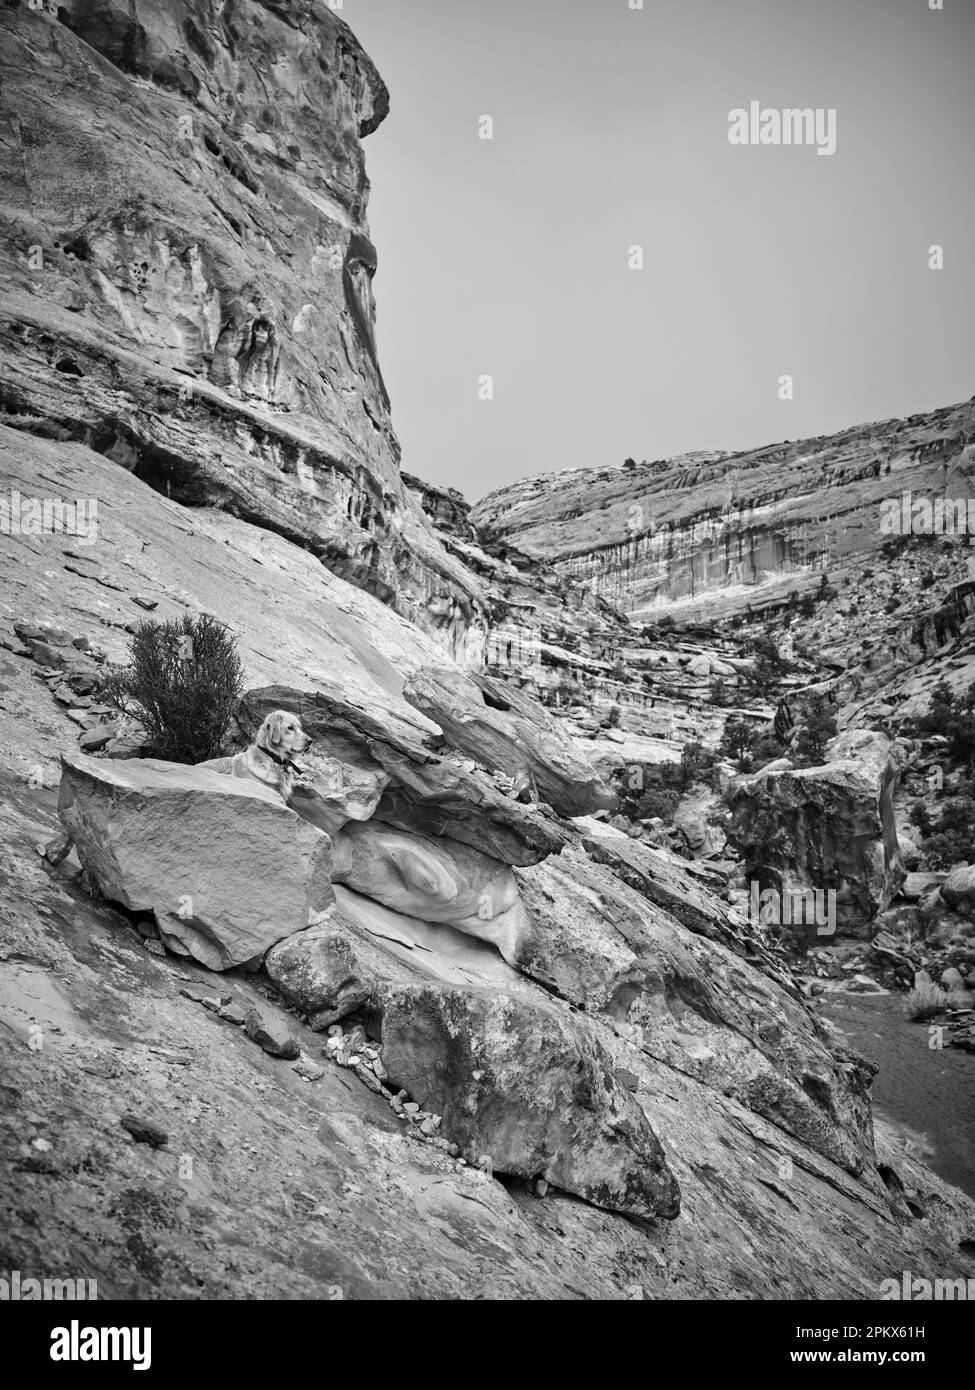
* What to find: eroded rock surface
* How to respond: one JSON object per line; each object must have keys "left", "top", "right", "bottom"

{"left": 265, "top": 920, "right": 383, "bottom": 1030}
{"left": 238, "top": 685, "right": 567, "bottom": 866}
{"left": 3, "top": 0, "right": 975, "bottom": 1305}
{"left": 514, "top": 843, "right": 875, "bottom": 1175}
{"left": 331, "top": 821, "right": 531, "bottom": 964}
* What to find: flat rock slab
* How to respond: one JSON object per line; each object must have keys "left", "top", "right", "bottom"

{"left": 59, "top": 750, "right": 334, "bottom": 971}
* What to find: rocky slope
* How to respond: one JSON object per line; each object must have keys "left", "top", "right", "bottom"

{"left": 1, "top": 0, "right": 974, "bottom": 1301}
{"left": 3, "top": 427, "right": 974, "bottom": 1296}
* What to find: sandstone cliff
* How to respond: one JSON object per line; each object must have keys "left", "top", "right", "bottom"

{"left": 0, "top": 0, "right": 484, "bottom": 647}
{"left": 471, "top": 402, "right": 975, "bottom": 624}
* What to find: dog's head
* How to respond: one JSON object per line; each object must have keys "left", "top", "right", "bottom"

{"left": 256, "top": 710, "right": 313, "bottom": 758}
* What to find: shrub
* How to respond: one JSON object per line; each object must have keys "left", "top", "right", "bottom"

{"left": 720, "top": 717, "right": 755, "bottom": 769}
{"left": 910, "top": 679, "right": 975, "bottom": 772}
{"left": 881, "top": 535, "right": 911, "bottom": 561}
{"left": 744, "top": 634, "right": 788, "bottom": 698}
{"left": 792, "top": 695, "right": 838, "bottom": 767}
{"left": 902, "top": 980, "right": 947, "bottom": 1021}
{"left": 751, "top": 733, "right": 785, "bottom": 768}
{"left": 678, "top": 740, "right": 719, "bottom": 788}
{"left": 612, "top": 743, "right": 719, "bottom": 820}
{"left": 106, "top": 614, "right": 244, "bottom": 764}
{"left": 636, "top": 787, "right": 681, "bottom": 823}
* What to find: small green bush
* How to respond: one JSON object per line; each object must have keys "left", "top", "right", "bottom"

{"left": 106, "top": 613, "right": 244, "bottom": 764}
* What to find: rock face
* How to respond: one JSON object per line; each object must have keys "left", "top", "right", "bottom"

{"left": 238, "top": 685, "right": 567, "bottom": 867}
{"left": 378, "top": 983, "right": 681, "bottom": 1222}
{"left": 58, "top": 750, "right": 333, "bottom": 969}
{"left": 514, "top": 842, "right": 875, "bottom": 1175}
{"left": 727, "top": 730, "right": 906, "bottom": 939}
{"left": 0, "top": 0, "right": 482, "bottom": 645}
{"left": 331, "top": 821, "right": 531, "bottom": 964}
{"left": 470, "top": 401, "right": 975, "bottom": 624}
{"left": 403, "top": 666, "right": 617, "bottom": 816}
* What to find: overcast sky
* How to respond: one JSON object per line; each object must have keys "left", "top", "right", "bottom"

{"left": 348, "top": 0, "right": 974, "bottom": 499}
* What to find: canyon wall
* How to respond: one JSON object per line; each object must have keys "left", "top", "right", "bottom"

{"left": 471, "top": 405, "right": 975, "bottom": 622}
{"left": 0, "top": 0, "right": 484, "bottom": 648}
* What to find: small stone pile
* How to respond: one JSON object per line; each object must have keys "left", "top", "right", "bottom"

{"left": 322, "top": 1022, "right": 460, "bottom": 1159}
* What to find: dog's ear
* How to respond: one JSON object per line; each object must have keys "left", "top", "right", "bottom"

{"left": 261, "top": 711, "right": 286, "bottom": 748}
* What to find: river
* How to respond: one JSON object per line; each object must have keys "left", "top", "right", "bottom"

{"left": 819, "top": 992, "right": 975, "bottom": 1200}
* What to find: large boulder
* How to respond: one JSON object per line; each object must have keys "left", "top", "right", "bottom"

{"left": 726, "top": 729, "right": 906, "bottom": 938}
{"left": 265, "top": 920, "right": 388, "bottom": 1029}
{"left": 378, "top": 983, "right": 681, "bottom": 1222}
{"left": 402, "top": 666, "right": 617, "bottom": 817}
{"left": 940, "top": 864, "right": 975, "bottom": 916}
{"left": 58, "top": 751, "right": 334, "bottom": 970}
{"left": 331, "top": 821, "right": 531, "bottom": 963}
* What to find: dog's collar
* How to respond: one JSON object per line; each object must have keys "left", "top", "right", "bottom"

{"left": 259, "top": 744, "right": 303, "bottom": 774}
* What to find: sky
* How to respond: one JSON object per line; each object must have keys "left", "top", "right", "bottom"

{"left": 347, "top": 0, "right": 974, "bottom": 500}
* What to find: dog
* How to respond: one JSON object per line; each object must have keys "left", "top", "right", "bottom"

{"left": 200, "top": 710, "right": 313, "bottom": 803}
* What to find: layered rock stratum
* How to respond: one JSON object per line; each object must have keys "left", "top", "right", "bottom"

{"left": 1, "top": 0, "right": 974, "bottom": 1301}
{"left": 471, "top": 402, "right": 975, "bottom": 624}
